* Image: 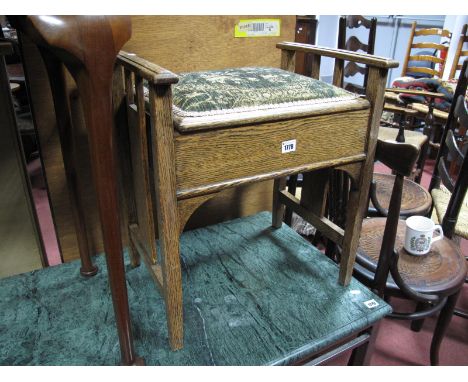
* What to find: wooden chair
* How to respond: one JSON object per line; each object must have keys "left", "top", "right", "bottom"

{"left": 449, "top": 23, "right": 468, "bottom": 80}
{"left": 320, "top": 15, "right": 378, "bottom": 235}
{"left": 354, "top": 136, "right": 467, "bottom": 365}
{"left": 286, "top": 16, "right": 376, "bottom": 228}
{"left": 294, "top": 16, "right": 318, "bottom": 77}
{"left": 383, "top": 22, "right": 453, "bottom": 184}
{"left": 372, "top": 60, "right": 468, "bottom": 221}
{"left": 429, "top": 75, "right": 468, "bottom": 320}
{"left": 115, "top": 43, "right": 397, "bottom": 351}
{"left": 336, "top": 15, "right": 377, "bottom": 94}
{"left": 11, "top": 16, "right": 143, "bottom": 366}
{"left": 401, "top": 21, "right": 451, "bottom": 79}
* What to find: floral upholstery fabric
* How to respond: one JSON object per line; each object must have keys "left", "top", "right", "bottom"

{"left": 172, "top": 67, "right": 356, "bottom": 117}
{"left": 144, "top": 67, "right": 363, "bottom": 132}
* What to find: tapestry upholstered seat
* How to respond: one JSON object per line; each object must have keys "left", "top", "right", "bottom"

{"left": 146, "top": 67, "right": 363, "bottom": 132}
{"left": 145, "top": 67, "right": 365, "bottom": 132}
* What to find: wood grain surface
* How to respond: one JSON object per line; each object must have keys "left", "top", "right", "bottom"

{"left": 175, "top": 109, "right": 370, "bottom": 193}
{"left": 358, "top": 218, "right": 466, "bottom": 295}
{"left": 124, "top": 16, "right": 296, "bottom": 73}
{"left": 371, "top": 173, "right": 432, "bottom": 216}
{"left": 20, "top": 16, "right": 296, "bottom": 263}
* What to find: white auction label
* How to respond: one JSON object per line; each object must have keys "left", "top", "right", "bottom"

{"left": 282, "top": 139, "right": 296, "bottom": 154}
{"left": 363, "top": 299, "right": 379, "bottom": 309}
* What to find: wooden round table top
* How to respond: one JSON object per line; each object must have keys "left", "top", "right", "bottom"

{"left": 372, "top": 173, "right": 432, "bottom": 216}
{"left": 358, "top": 218, "right": 467, "bottom": 295}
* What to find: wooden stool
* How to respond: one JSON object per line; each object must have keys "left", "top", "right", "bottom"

{"left": 369, "top": 173, "right": 432, "bottom": 217}
{"left": 371, "top": 105, "right": 431, "bottom": 218}
{"left": 115, "top": 44, "right": 398, "bottom": 350}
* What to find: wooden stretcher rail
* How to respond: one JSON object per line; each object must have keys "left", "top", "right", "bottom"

{"left": 411, "top": 42, "right": 448, "bottom": 51}
{"left": 278, "top": 189, "right": 345, "bottom": 246}
{"left": 408, "top": 55, "right": 445, "bottom": 64}
{"left": 414, "top": 28, "right": 451, "bottom": 38}
{"left": 175, "top": 153, "right": 367, "bottom": 200}
{"left": 406, "top": 66, "right": 439, "bottom": 77}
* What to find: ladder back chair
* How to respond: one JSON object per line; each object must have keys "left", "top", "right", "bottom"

{"left": 383, "top": 22, "right": 453, "bottom": 184}
{"left": 115, "top": 43, "right": 397, "bottom": 351}
{"left": 354, "top": 135, "right": 467, "bottom": 365}
{"left": 321, "top": 15, "right": 378, "bottom": 242}
{"left": 294, "top": 16, "right": 318, "bottom": 77}
{"left": 401, "top": 21, "right": 452, "bottom": 79}
{"left": 370, "top": 61, "right": 468, "bottom": 218}
{"left": 430, "top": 65, "right": 468, "bottom": 319}
{"left": 449, "top": 23, "right": 468, "bottom": 80}
{"left": 337, "top": 15, "right": 377, "bottom": 94}
{"left": 286, "top": 16, "right": 376, "bottom": 229}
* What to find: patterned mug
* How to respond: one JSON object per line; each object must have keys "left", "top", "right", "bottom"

{"left": 404, "top": 216, "right": 444, "bottom": 256}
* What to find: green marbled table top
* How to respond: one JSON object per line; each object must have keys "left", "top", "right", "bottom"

{"left": 0, "top": 212, "right": 390, "bottom": 365}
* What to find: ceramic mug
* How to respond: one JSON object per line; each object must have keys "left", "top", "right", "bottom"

{"left": 404, "top": 216, "right": 444, "bottom": 256}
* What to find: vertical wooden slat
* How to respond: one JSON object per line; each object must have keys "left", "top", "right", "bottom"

{"left": 334, "top": 16, "right": 346, "bottom": 87}
{"left": 124, "top": 68, "right": 134, "bottom": 105}
{"left": 333, "top": 59, "right": 345, "bottom": 87}
{"left": 401, "top": 21, "right": 417, "bottom": 77}
{"left": 310, "top": 54, "right": 321, "bottom": 80}
{"left": 272, "top": 177, "right": 287, "bottom": 228}
{"left": 113, "top": 64, "right": 140, "bottom": 267}
{"left": 450, "top": 24, "right": 468, "bottom": 79}
{"left": 135, "top": 75, "right": 158, "bottom": 264}
{"left": 149, "top": 83, "right": 183, "bottom": 350}
{"left": 363, "top": 17, "right": 377, "bottom": 88}
{"left": 300, "top": 169, "right": 329, "bottom": 217}
{"left": 281, "top": 49, "right": 296, "bottom": 72}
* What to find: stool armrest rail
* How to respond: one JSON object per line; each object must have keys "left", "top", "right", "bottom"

{"left": 117, "top": 50, "right": 179, "bottom": 85}
{"left": 276, "top": 43, "right": 399, "bottom": 70}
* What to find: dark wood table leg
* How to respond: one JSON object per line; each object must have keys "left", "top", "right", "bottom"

{"left": 39, "top": 49, "right": 98, "bottom": 277}
{"left": 348, "top": 323, "right": 381, "bottom": 366}
{"left": 12, "top": 16, "right": 143, "bottom": 366}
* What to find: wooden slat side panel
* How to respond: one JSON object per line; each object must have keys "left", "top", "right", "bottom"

{"left": 406, "top": 66, "right": 439, "bottom": 77}
{"left": 411, "top": 42, "right": 448, "bottom": 51}
{"left": 414, "top": 28, "right": 451, "bottom": 38}
{"left": 127, "top": 106, "right": 157, "bottom": 263}
{"left": 175, "top": 109, "right": 370, "bottom": 192}
{"left": 408, "top": 55, "right": 445, "bottom": 64}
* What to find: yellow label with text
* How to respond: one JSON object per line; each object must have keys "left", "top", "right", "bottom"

{"left": 234, "top": 19, "right": 281, "bottom": 38}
